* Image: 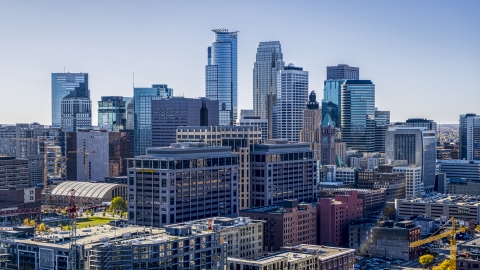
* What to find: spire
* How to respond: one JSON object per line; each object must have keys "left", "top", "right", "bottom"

{"left": 322, "top": 113, "right": 335, "bottom": 127}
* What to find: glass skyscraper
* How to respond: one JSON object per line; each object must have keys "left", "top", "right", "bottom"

{"left": 253, "top": 41, "right": 283, "bottom": 119}
{"left": 98, "top": 96, "right": 128, "bottom": 132}
{"left": 205, "top": 29, "right": 238, "bottom": 126}
{"left": 340, "top": 80, "right": 376, "bottom": 153}
{"left": 460, "top": 113, "right": 480, "bottom": 160}
{"left": 51, "top": 72, "right": 89, "bottom": 127}
{"left": 322, "top": 80, "right": 343, "bottom": 127}
{"left": 133, "top": 84, "right": 173, "bottom": 156}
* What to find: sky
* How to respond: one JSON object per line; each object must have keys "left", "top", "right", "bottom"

{"left": 0, "top": 1, "right": 479, "bottom": 125}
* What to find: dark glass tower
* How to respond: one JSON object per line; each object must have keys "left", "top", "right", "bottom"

{"left": 205, "top": 29, "right": 238, "bottom": 126}
{"left": 340, "top": 80, "right": 376, "bottom": 153}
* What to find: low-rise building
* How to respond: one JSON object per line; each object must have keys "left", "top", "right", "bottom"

{"left": 227, "top": 244, "right": 355, "bottom": 270}
{"left": 396, "top": 194, "right": 480, "bottom": 223}
{"left": 317, "top": 190, "right": 363, "bottom": 247}
{"left": 0, "top": 156, "right": 29, "bottom": 189}
{"left": 349, "top": 220, "right": 421, "bottom": 260}
{"left": 239, "top": 200, "right": 317, "bottom": 252}
{"left": 358, "top": 165, "right": 406, "bottom": 202}
{"left": 187, "top": 217, "right": 264, "bottom": 259}
{"left": 0, "top": 224, "right": 226, "bottom": 270}
{"left": 318, "top": 188, "right": 385, "bottom": 217}
{"left": 448, "top": 178, "right": 480, "bottom": 195}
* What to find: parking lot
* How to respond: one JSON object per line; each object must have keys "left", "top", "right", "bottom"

{"left": 354, "top": 256, "right": 406, "bottom": 270}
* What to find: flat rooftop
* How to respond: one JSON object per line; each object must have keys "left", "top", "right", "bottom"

{"left": 398, "top": 193, "right": 480, "bottom": 206}
{"left": 8, "top": 224, "right": 215, "bottom": 250}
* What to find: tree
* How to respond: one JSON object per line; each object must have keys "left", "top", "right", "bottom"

{"left": 38, "top": 223, "right": 45, "bottom": 231}
{"left": 110, "top": 197, "right": 127, "bottom": 216}
{"left": 85, "top": 210, "right": 90, "bottom": 217}
{"left": 29, "top": 220, "right": 35, "bottom": 227}
{"left": 433, "top": 259, "right": 450, "bottom": 270}
{"left": 419, "top": 254, "right": 434, "bottom": 268}
{"left": 23, "top": 218, "right": 29, "bottom": 226}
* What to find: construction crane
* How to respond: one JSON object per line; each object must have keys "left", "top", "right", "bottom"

{"left": 67, "top": 189, "right": 77, "bottom": 270}
{"left": 409, "top": 217, "right": 468, "bottom": 270}
{"left": 68, "top": 147, "right": 96, "bottom": 181}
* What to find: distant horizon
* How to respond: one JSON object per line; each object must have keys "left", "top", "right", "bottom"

{"left": 0, "top": 1, "right": 478, "bottom": 125}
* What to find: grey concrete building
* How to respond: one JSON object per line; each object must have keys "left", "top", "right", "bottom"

{"left": 127, "top": 142, "right": 238, "bottom": 227}
{"left": 151, "top": 97, "right": 219, "bottom": 147}
{"left": 327, "top": 64, "right": 359, "bottom": 80}
{"left": 176, "top": 126, "right": 262, "bottom": 210}
{"left": 60, "top": 89, "right": 92, "bottom": 132}
{"left": 249, "top": 140, "right": 317, "bottom": 207}
{"left": 357, "top": 165, "right": 406, "bottom": 202}
{"left": 438, "top": 160, "right": 480, "bottom": 181}
{"left": 238, "top": 117, "right": 268, "bottom": 143}
{"left": 349, "top": 220, "right": 421, "bottom": 260}
{"left": 385, "top": 126, "right": 437, "bottom": 193}
{"left": 0, "top": 156, "right": 29, "bottom": 189}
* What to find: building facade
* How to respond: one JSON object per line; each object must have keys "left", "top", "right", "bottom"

{"left": 97, "top": 96, "right": 127, "bottom": 131}
{"left": 460, "top": 113, "right": 480, "bottom": 160}
{"left": 151, "top": 98, "right": 219, "bottom": 147}
{"left": 127, "top": 143, "right": 238, "bottom": 227}
{"left": 327, "top": 64, "right": 359, "bottom": 80}
{"left": 239, "top": 201, "right": 317, "bottom": 252}
{"left": 321, "top": 113, "right": 337, "bottom": 165}
{"left": 276, "top": 65, "right": 308, "bottom": 142}
{"left": 133, "top": 84, "right": 173, "bottom": 156}
{"left": 51, "top": 72, "right": 88, "bottom": 127}
{"left": 249, "top": 140, "right": 317, "bottom": 207}
{"left": 438, "top": 160, "right": 480, "bottom": 181}
{"left": 253, "top": 41, "right": 284, "bottom": 119}
{"left": 238, "top": 117, "right": 268, "bottom": 143}
{"left": 340, "top": 80, "right": 376, "bottom": 153}
{"left": 374, "top": 110, "right": 390, "bottom": 152}
{"left": 205, "top": 29, "right": 238, "bottom": 126}
{"left": 60, "top": 89, "right": 92, "bottom": 132}
{"left": 300, "top": 91, "right": 321, "bottom": 160}
{"left": 358, "top": 165, "right": 406, "bottom": 202}
{"left": 0, "top": 157, "right": 29, "bottom": 189}
{"left": 317, "top": 191, "right": 363, "bottom": 247}
{"left": 386, "top": 126, "right": 437, "bottom": 193}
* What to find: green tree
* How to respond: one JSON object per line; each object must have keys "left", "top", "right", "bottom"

{"left": 110, "top": 197, "right": 127, "bottom": 216}
{"left": 419, "top": 254, "right": 434, "bottom": 268}
{"left": 433, "top": 259, "right": 450, "bottom": 270}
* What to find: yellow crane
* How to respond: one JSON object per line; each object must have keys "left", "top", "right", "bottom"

{"left": 409, "top": 217, "right": 468, "bottom": 270}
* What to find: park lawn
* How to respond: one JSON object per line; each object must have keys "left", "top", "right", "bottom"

{"left": 62, "top": 217, "right": 114, "bottom": 229}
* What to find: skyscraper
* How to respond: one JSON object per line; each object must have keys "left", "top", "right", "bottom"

{"left": 322, "top": 80, "right": 343, "bottom": 128}
{"left": 51, "top": 72, "right": 89, "bottom": 127}
{"left": 205, "top": 29, "right": 238, "bottom": 126}
{"left": 276, "top": 64, "right": 308, "bottom": 142}
{"left": 98, "top": 96, "right": 128, "bottom": 132}
{"left": 385, "top": 126, "right": 437, "bottom": 193}
{"left": 133, "top": 84, "right": 173, "bottom": 156}
{"left": 253, "top": 41, "right": 284, "bottom": 119}
{"left": 300, "top": 91, "right": 321, "bottom": 159}
{"left": 374, "top": 110, "right": 391, "bottom": 152}
{"left": 321, "top": 113, "right": 337, "bottom": 165}
{"left": 340, "top": 80, "right": 376, "bottom": 153}
{"left": 459, "top": 113, "right": 480, "bottom": 160}
{"left": 327, "top": 64, "right": 359, "bottom": 80}
{"left": 61, "top": 89, "right": 92, "bottom": 132}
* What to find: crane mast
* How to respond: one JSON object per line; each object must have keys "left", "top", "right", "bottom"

{"left": 68, "top": 189, "right": 77, "bottom": 270}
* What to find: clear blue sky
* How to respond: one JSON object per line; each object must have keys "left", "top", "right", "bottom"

{"left": 0, "top": 1, "right": 478, "bottom": 125}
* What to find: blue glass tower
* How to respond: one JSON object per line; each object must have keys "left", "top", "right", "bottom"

{"left": 340, "top": 80, "right": 376, "bottom": 153}
{"left": 51, "top": 72, "right": 89, "bottom": 127}
{"left": 205, "top": 29, "right": 238, "bottom": 126}
{"left": 322, "top": 80, "right": 343, "bottom": 128}
{"left": 133, "top": 84, "right": 173, "bottom": 156}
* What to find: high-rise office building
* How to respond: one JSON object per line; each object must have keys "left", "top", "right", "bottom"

{"left": 300, "top": 91, "right": 321, "bottom": 159}
{"left": 51, "top": 72, "right": 89, "bottom": 127}
{"left": 405, "top": 118, "right": 438, "bottom": 131}
{"left": 276, "top": 65, "right": 308, "bottom": 142}
{"left": 459, "top": 113, "right": 480, "bottom": 160}
{"left": 205, "top": 29, "right": 238, "bottom": 126}
{"left": 374, "top": 110, "right": 391, "bottom": 152}
{"left": 127, "top": 142, "right": 238, "bottom": 227}
{"left": 250, "top": 140, "right": 317, "bottom": 207}
{"left": 60, "top": 89, "right": 92, "bottom": 132}
{"left": 125, "top": 98, "right": 134, "bottom": 130}
{"left": 321, "top": 113, "right": 337, "bottom": 166}
{"left": 133, "top": 84, "right": 173, "bottom": 156}
{"left": 151, "top": 97, "right": 219, "bottom": 147}
{"left": 322, "top": 80, "right": 344, "bottom": 128}
{"left": 253, "top": 41, "right": 284, "bottom": 119}
{"left": 385, "top": 126, "right": 437, "bottom": 193}
{"left": 340, "top": 80, "right": 376, "bottom": 153}
{"left": 326, "top": 64, "right": 359, "bottom": 80}
{"left": 98, "top": 96, "right": 128, "bottom": 132}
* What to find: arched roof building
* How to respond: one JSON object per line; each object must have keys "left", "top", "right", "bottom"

{"left": 46, "top": 181, "right": 127, "bottom": 207}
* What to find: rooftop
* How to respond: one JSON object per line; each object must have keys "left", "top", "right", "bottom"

{"left": 398, "top": 193, "right": 480, "bottom": 206}
{"left": 50, "top": 181, "right": 125, "bottom": 199}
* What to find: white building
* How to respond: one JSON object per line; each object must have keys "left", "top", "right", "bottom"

{"left": 393, "top": 166, "right": 423, "bottom": 198}
{"left": 239, "top": 117, "right": 268, "bottom": 143}
{"left": 336, "top": 167, "right": 357, "bottom": 184}
{"left": 276, "top": 64, "right": 308, "bottom": 142}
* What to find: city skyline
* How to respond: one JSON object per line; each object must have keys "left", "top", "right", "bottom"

{"left": 0, "top": 1, "right": 479, "bottom": 125}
